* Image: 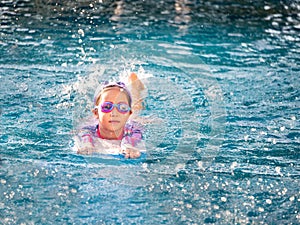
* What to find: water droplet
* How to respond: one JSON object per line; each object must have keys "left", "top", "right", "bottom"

{"left": 33, "top": 169, "right": 39, "bottom": 177}
{"left": 186, "top": 203, "right": 192, "bottom": 209}
{"left": 70, "top": 188, "right": 77, "bottom": 194}
{"left": 197, "top": 161, "right": 205, "bottom": 170}
{"left": 221, "top": 197, "right": 227, "bottom": 202}
{"left": 230, "top": 162, "right": 238, "bottom": 169}
{"left": 78, "top": 29, "right": 85, "bottom": 37}
{"left": 0, "top": 179, "right": 6, "bottom": 184}
{"left": 275, "top": 166, "right": 281, "bottom": 175}
{"left": 280, "top": 126, "right": 285, "bottom": 131}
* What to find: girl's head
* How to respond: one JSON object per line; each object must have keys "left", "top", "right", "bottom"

{"left": 93, "top": 82, "right": 132, "bottom": 138}
{"left": 93, "top": 82, "right": 132, "bottom": 107}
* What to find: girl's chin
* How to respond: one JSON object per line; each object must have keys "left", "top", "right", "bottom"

{"left": 107, "top": 125, "right": 122, "bottom": 131}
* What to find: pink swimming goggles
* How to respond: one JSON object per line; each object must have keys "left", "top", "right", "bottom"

{"left": 98, "top": 101, "right": 131, "bottom": 114}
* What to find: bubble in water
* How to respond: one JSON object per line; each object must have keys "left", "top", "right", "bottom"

{"left": 78, "top": 29, "right": 85, "bottom": 37}
{"left": 0, "top": 179, "right": 6, "bottom": 184}
{"left": 275, "top": 166, "right": 282, "bottom": 176}
{"left": 221, "top": 197, "right": 227, "bottom": 202}
{"left": 258, "top": 207, "right": 264, "bottom": 212}
{"left": 280, "top": 126, "right": 285, "bottom": 131}
{"left": 266, "top": 199, "right": 272, "bottom": 204}
{"left": 230, "top": 162, "right": 238, "bottom": 170}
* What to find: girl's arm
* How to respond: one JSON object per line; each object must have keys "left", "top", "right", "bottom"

{"left": 121, "top": 121, "right": 145, "bottom": 158}
{"left": 128, "top": 72, "right": 146, "bottom": 113}
{"left": 75, "top": 128, "right": 95, "bottom": 154}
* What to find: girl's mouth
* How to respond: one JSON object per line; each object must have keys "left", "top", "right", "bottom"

{"left": 109, "top": 120, "right": 120, "bottom": 123}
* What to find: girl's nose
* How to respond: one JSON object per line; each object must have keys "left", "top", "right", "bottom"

{"left": 110, "top": 107, "right": 118, "bottom": 116}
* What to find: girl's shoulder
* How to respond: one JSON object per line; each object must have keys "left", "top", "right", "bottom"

{"left": 122, "top": 120, "right": 144, "bottom": 147}
{"left": 78, "top": 124, "right": 98, "bottom": 136}
{"left": 125, "top": 120, "right": 144, "bottom": 132}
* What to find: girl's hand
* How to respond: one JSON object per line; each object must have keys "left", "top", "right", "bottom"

{"left": 123, "top": 148, "right": 141, "bottom": 159}
{"left": 77, "top": 142, "right": 94, "bottom": 155}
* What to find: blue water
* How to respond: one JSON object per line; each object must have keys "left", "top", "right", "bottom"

{"left": 1, "top": 0, "right": 299, "bottom": 224}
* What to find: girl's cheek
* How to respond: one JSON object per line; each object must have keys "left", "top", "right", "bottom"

{"left": 98, "top": 114, "right": 105, "bottom": 122}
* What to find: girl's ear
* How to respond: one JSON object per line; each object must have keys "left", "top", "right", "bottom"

{"left": 92, "top": 108, "right": 99, "bottom": 119}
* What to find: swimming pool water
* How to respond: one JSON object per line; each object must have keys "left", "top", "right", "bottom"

{"left": 1, "top": 0, "right": 299, "bottom": 224}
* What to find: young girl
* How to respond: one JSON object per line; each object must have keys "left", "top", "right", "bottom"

{"left": 75, "top": 72, "right": 146, "bottom": 159}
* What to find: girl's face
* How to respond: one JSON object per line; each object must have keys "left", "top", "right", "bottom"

{"left": 95, "top": 87, "right": 131, "bottom": 137}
